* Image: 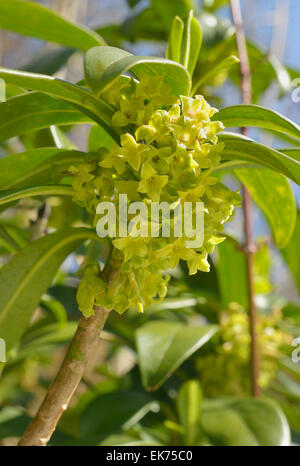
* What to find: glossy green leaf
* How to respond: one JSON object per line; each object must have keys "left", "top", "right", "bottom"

{"left": 41, "top": 295, "right": 68, "bottom": 324}
{"left": 218, "top": 133, "right": 300, "bottom": 185}
{"left": 19, "top": 126, "right": 76, "bottom": 151}
{"left": 3, "top": 83, "right": 25, "bottom": 99}
{"left": 0, "top": 185, "right": 74, "bottom": 208}
{"left": 217, "top": 238, "right": 248, "bottom": 308}
{"left": 113, "top": 0, "right": 194, "bottom": 44}
{"left": 84, "top": 46, "right": 191, "bottom": 97}
{"left": 136, "top": 321, "right": 217, "bottom": 390}
{"left": 88, "top": 125, "right": 119, "bottom": 153}
{"left": 280, "top": 148, "right": 300, "bottom": 162}
{"left": 214, "top": 105, "right": 300, "bottom": 141}
{"left": 177, "top": 380, "right": 202, "bottom": 445}
{"left": 253, "top": 243, "right": 272, "bottom": 294}
{"left": 214, "top": 160, "right": 261, "bottom": 172}
{"left": 281, "top": 211, "right": 300, "bottom": 289}
{"left": 235, "top": 168, "right": 296, "bottom": 248}
{"left": 0, "top": 222, "right": 28, "bottom": 250}
{"left": 0, "top": 228, "right": 98, "bottom": 353}
{"left": 80, "top": 391, "right": 156, "bottom": 438}
{"left": 201, "top": 398, "right": 290, "bottom": 446}
{"left": 166, "top": 16, "right": 184, "bottom": 63}
{"left": 0, "top": 92, "right": 92, "bottom": 143}
{"left": 180, "top": 10, "right": 193, "bottom": 70}
{"left": 0, "top": 225, "right": 22, "bottom": 253}
{"left": 0, "top": 68, "right": 114, "bottom": 126}
{"left": 49, "top": 126, "right": 77, "bottom": 150}
{"left": 0, "top": 0, "right": 104, "bottom": 50}
{"left": 22, "top": 48, "right": 76, "bottom": 76}
{"left": 0, "top": 148, "right": 86, "bottom": 190}
{"left": 186, "top": 16, "right": 203, "bottom": 76}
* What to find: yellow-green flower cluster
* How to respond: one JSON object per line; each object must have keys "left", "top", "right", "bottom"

{"left": 196, "top": 303, "right": 292, "bottom": 396}
{"left": 72, "top": 75, "right": 241, "bottom": 316}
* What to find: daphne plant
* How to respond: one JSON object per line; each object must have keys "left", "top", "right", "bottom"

{"left": 73, "top": 73, "right": 241, "bottom": 317}
{"left": 0, "top": 3, "right": 299, "bottom": 446}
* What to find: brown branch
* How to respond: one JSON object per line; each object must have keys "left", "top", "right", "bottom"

{"left": 19, "top": 305, "right": 111, "bottom": 446}
{"left": 230, "top": 0, "right": 260, "bottom": 397}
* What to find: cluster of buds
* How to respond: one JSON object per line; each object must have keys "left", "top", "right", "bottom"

{"left": 196, "top": 303, "right": 292, "bottom": 396}
{"left": 71, "top": 75, "right": 241, "bottom": 316}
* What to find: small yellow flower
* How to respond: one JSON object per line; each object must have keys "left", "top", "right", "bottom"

{"left": 138, "top": 163, "right": 168, "bottom": 201}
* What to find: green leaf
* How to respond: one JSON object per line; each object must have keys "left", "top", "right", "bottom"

{"left": 0, "top": 407, "right": 31, "bottom": 440}
{"left": 201, "top": 398, "right": 290, "bottom": 446}
{"left": 203, "top": 0, "right": 229, "bottom": 11}
{"left": 84, "top": 46, "right": 191, "bottom": 97}
{"left": 80, "top": 391, "right": 156, "bottom": 438}
{"left": 235, "top": 168, "right": 296, "bottom": 248}
{"left": 22, "top": 48, "right": 76, "bottom": 76}
{"left": 166, "top": 16, "right": 184, "bottom": 63}
{"left": 116, "top": 0, "right": 195, "bottom": 44}
{"left": 135, "top": 321, "right": 217, "bottom": 390}
{"left": 18, "top": 126, "right": 76, "bottom": 152}
{"left": 177, "top": 380, "right": 203, "bottom": 445}
{"left": 100, "top": 434, "right": 161, "bottom": 446}
{"left": 218, "top": 133, "right": 300, "bottom": 185}
{"left": 0, "top": 185, "right": 74, "bottom": 208}
{"left": 48, "top": 126, "right": 76, "bottom": 150}
{"left": 253, "top": 243, "right": 272, "bottom": 294}
{"left": 0, "top": 225, "right": 22, "bottom": 253}
{"left": 281, "top": 211, "right": 300, "bottom": 289}
{"left": 0, "top": 148, "right": 86, "bottom": 190}
{"left": 0, "top": 0, "right": 104, "bottom": 50}
{"left": 0, "top": 228, "right": 98, "bottom": 353}
{"left": 281, "top": 147, "right": 300, "bottom": 162}
{"left": 41, "top": 295, "right": 68, "bottom": 324}
{"left": 214, "top": 160, "right": 261, "bottom": 172}
{"left": 180, "top": 10, "right": 193, "bottom": 70}
{"left": 0, "top": 222, "right": 28, "bottom": 250}
{"left": 88, "top": 126, "right": 118, "bottom": 153}
{"left": 0, "top": 68, "right": 114, "bottom": 126}
{"left": 186, "top": 16, "right": 203, "bottom": 76}
{"left": 214, "top": 105, "right": 300, "bottom": 141}
{"left": 217, "top": 238, "right": 248, "bottom": 308}
{"left": 0, "top": 92, "right": 92, "bottom": 143}
{"left": 15, "top": 322, "right": 77, "bottom": 362}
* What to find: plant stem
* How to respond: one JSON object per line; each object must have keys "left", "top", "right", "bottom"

{"left": 230, "top": 0, "right": 260, "bottom": 397}
{"left": 19, "top": 305, "right": 110, "bottom": 446}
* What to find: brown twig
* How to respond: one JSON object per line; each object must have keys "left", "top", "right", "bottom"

{"left": 230, "top": 0, "right": 260, "bottom": 397}
{"left": 19, "top": 305, "right": 111, "bottom": 446}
